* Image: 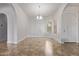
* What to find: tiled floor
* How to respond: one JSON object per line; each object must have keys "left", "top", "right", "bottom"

{"left": 0, "top": 37, "right": 79, "bottom": 56}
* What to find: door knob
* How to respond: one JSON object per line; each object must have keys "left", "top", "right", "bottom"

{"left": 0, "top": 24, "right": 3, "bottom": 27}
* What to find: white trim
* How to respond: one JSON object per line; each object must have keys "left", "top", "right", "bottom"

{"left": 26, "top": 35, "right": 56, "bottom": 38}
{"left": 17, "top": 36, "right": 26, "bottom": 43}
{"left": 7, "top": 35, "right": 61, "bottom": 44}
{"left": 7, "top": 41, "right": 17, "bottom": 44}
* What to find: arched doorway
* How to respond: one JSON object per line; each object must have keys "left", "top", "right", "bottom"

{"left": 0, "top": 13, "right": 7, "bottom": 42}
{"left": 61, "top": 4, "right": 78, "bottom": 43}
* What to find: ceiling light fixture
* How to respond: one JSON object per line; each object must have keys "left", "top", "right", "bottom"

{"left": 39, "top": 16, "right": 43, "bottom": 19}
{"left": 36, "top": 16, "right": 43, "bottom": 20}
{"left": 36, "top": 16, "right": 39, "bottom": 19}
{"left": 36, "top": 5, "right": 43, "bottom": 20}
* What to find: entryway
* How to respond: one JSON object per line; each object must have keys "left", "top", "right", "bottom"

{"left": 0, "top": 13, "right": 7, "bottom": 49}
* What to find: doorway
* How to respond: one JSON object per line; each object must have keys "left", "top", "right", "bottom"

{"left": 61, "top": 6, "right": 78, "bottom": 43}
{"left": 0, "top": 13, "right": 7, "bottom": 42}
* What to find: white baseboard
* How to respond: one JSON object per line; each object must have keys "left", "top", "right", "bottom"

{"left": 7, "top": 36, "right": 27, "bottom": 44}
{"left": 7, "top": 35, "right": 61, "bottom": 44}
{"left": 7, "top": 41, "right": 17, "bottom": 44}
{"left": 16, "top": 36, "right": 27, "bottom": 44}
{"left": 26, "top": 35, "right": 56, "bottom": 38}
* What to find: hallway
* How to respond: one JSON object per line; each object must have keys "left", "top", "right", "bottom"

{"left": 0, "top": 3, "right": 79, "bottom": 56}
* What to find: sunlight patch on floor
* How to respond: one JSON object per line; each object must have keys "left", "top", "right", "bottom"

{"left": 45, "top": 40, "right": 53, "bottom": 56}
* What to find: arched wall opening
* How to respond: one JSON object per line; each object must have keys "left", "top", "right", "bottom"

{"left": 0, "top": 3, "right": 18, "bottom": 44}
{"left": 61, "top": 4, "right": 78, "bottom": 43}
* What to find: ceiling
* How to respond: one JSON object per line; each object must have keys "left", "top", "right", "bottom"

{"left": 18, "top": 3, "right": 63, "bottom": 17}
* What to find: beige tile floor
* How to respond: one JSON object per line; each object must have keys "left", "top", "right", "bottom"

{"left": 0, "top": 37, "right": 79, "bottom": 56}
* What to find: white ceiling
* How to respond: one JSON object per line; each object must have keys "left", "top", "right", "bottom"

{"left": 18, "top": 3, "right": 63, "bottom": 17}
